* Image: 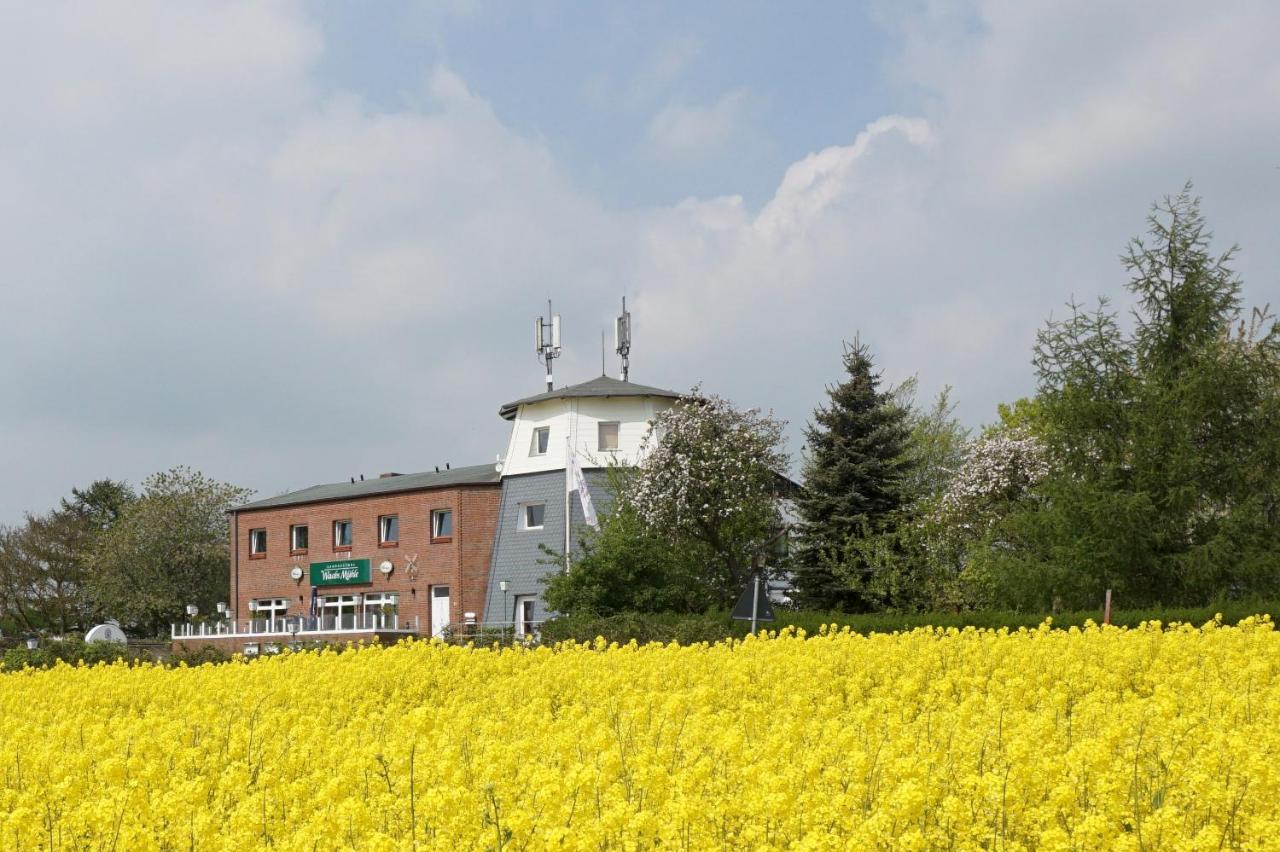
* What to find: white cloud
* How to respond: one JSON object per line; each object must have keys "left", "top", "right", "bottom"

{"left": 646, "top": 88, "right": 752, "bottom": 163}
{"left": 2, "top": 0, "right": 1279, "bottom": 523}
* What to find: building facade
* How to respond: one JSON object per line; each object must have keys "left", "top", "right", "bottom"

{"left": 173, "top": 466, "right": 500, "bottom": 653}
{"left": 482, "top": 375, "right": 681, "bottom": 633}
{"left": 171, "top": 375, "right": 685, "bottom": 651}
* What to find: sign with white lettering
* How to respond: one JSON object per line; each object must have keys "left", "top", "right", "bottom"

{"left": 310, "top": 559, "right": 372, "bottom": 586}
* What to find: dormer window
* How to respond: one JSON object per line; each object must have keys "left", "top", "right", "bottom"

{"left": 530, "top": 426, "right": 550, "bottom": 456}
{"left": 598, "top": 421, "right": 620, "bottom": 452}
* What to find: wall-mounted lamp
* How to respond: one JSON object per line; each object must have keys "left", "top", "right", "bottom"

{"left": 499, "top": 581, "right": 508, "bottom": 593}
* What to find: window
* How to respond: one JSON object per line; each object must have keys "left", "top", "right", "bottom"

{"left": 598, "top": 421, "right": 620, "bottom": 452}
{"left": 364, "top": 593, "right": 399, "bottom": 629}
{"left": 521, "top": 503, "right": 546, "bottom": 530}
{"left": 333, "top": 520, "right": 353, "bottom": 549}
{"left": 250, "top": 597, "right": 288, "bottom": 631}
{"left": 529, "top": 426, "right": 550, "bottom": 456}
{"left": 290, "top": 524, "right": 308, "bottom": 553}
{"left": 319, "top": 594, "right": 358, "bottom": 630}
{"left": 431, "top": 509, "right": 453, "bottom": 541}
{"left": 378, "top": 515, "right": 399, "bottom": 546}
{"left": 249, "top": 528, "right": 267, "bottom": 557}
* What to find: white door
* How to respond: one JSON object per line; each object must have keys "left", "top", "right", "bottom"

{"left": 514, "top": 595, "right": 537, "bottom": 637}
{"left": 430, "top": 586, "right": 450, "bottom": 638}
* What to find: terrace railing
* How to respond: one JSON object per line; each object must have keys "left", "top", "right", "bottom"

{"left": 171, "top": 614, "right": 420, "bottom": 640}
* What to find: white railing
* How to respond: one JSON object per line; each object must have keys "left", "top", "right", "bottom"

{"left": 171, "top": 614, "right": 420, "bottom": 640}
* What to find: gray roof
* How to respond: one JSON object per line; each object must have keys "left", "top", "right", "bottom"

{"left": 499, "top": 375, "right": 683, "bottom": 420}
{"left": 231, "top": 463, "right": 500, "bottom": 513}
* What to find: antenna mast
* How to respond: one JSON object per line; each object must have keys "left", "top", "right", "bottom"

{"left": 535, "top": 300, "right": 562, "bottom": 391}
{"left": 615, "top": 297, "right": 632, "bottom": 382}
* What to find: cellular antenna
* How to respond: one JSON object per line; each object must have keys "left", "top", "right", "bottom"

{"left": 535, "top": 299, "right": 562, "bottom": 391}
{"left": 615, "top": 297, "right": 632, "bottom": 381}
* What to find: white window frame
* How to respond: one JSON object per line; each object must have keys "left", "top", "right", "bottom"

{"left": 431, "top": 509, "right": 453, "bottom": 540}
{"left": 378, "top": 514, "right": 399, "bottom": 544}
{"left": 249, "top": 528, "right": 267, "bottom": 555}
{"left": 251, "top": 597, "right": 289, "bottom": 631}
{"left": 520, "top": 502, "right": 546, "bottom": 531}
{"left": 364, "top": 593, "right": 400, "bottom": 628}
{"left": 320, "top": 594, "right": 359, "bottom": 630}
{"left": 529, "top": 426, "right": 550, "bottom": 456}
{"left": 598, "top": 421, "right": 620, "bottom": 452}
{"left": 333, "top": 519, "right": 353, "bottom": 548}
{"left": 290, "top": 524, "right": 308, "bottom": 552}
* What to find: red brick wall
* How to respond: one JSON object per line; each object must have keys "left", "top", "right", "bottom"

{"left": 228, "top": 484, "right": 500, "bottom": 635}
{"left": 458, "top": 487, "right": 501, "bottom": 622}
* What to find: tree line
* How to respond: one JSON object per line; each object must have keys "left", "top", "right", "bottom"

{"left": 0, "top": 469, "right": 250, "bottom": 638}
{"left": 4, "top": 187, "right": 1274, "bottom": 634}
{"left": 549, "top": 187, "right": 1280, "bottom": 615}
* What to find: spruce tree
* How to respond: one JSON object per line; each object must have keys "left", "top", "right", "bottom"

{"left": 792, "top": 340, "right": 913, "bottom": 611}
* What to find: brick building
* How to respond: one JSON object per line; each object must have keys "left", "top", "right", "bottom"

{"left": 173, "top": 465, "right": 500, "bottom": 654}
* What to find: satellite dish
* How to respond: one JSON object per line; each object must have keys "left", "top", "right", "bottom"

{"left": 379, "top": 560, "right": 394, "bottom": 575}
{"left": 290, "top": 566, "right": 304, "bottom": 581}
{"left": 85, "top": 623, "right": 127, "bottom": 644}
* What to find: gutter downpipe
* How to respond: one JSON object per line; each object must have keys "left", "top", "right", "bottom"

{"left": 232, "top": 510, "right": 239, "bottom": 624}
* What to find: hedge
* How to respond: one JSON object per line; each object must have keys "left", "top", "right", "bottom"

{"left": 539, "top": 599, "right": 1280, "bottom": 645}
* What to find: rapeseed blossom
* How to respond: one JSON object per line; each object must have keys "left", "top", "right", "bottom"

{"left": 1, "top": 618, "right": 1277, "bottom": 849}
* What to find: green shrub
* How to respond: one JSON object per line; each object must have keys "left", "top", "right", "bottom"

{"left": 541, "top": 599, "right": 1280, "bottom": 645}
{"left": 539, "top": 611, "right": 732, "bottom": 645}
{"left": 168, "top": 645, "right": 232, "bottom": 667}
{"left": 1, "top": 639, "right": 146, "bottom": 670}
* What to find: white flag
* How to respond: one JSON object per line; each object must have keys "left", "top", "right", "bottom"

{"left": 566, "top": 449, "right": 599, "bottom": 529}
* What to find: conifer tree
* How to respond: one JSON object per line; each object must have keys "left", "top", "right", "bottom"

{"left": 792, "top": 340, "right": 913, "bottom": 610}
{"left": 986, "top": 186, "right": 1280, "bottom": 608}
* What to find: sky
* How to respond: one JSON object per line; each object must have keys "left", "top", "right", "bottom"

{"left": 1, "top": 0, "right": 1278, "bottom": 522}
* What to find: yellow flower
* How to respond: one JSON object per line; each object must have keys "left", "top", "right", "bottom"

{"left": 0, "top": 619, "right": 1278, "bottom": 848}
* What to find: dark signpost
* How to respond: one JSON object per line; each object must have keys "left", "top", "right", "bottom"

{"left": 731, "top": 572, "right": 775, "bottom": 635}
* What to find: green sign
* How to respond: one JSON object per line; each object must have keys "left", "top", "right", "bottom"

{"left": 310, "top": 559, "right": 372, "bottom": 586}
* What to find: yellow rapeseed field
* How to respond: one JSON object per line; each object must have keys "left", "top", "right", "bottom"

{"left": 1, "top": 619, "right": 1278, "bottom": 850}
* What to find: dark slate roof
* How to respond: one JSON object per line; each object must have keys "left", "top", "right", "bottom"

{"left": 498, "top": 375, "right": 683, "bottom": 420}
{"left": 231, "top": 463, "right": 500, "bottom": 513}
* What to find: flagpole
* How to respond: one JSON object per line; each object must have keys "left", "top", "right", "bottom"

{"left": 565, "top": 436, "right": 572, "bottom": 572}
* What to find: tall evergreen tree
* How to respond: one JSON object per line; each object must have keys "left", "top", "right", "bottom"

{"left": 793, "top": 340, "right": 913, "bottom": 610}
{"left": 985, "top": 186, "right": 1280, "bottom": 608}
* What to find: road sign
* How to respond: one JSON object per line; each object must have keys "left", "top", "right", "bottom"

{"left": 731, "top": 573, "right": 775, "bottom": 633}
